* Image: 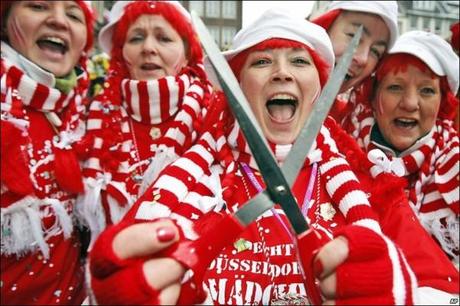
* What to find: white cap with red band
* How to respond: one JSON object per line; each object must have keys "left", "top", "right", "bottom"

{"left": 389, "top": 30, "right": 459, "bottom": 95}
{"left": 220, "top": 8, "right": 335, "bottom": 73}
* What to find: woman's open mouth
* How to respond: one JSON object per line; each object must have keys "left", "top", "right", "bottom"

{"left": 266, "top": 93, "right": 298, "bottom": 123}
{"left": 37, "top": 36, "right": 68, "bottom": 55}
{"left": 394, "top": 118, "right": 418, "bottom": 129}
{"left": 141, "top": 63, "right": 161, "bottom": 71}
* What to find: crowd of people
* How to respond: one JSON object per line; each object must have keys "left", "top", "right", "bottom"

{"left": 1, "top": 1, "right": 458, "bottom": 305}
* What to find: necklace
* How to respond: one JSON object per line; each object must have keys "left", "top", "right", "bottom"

{"left": 301, "top": 162, "right": 318, "bottom": 219}
{"left": 240, "top": 161, "right": 318, "bottom": 231}
{"left": 128, "top": 118, "right": 150, "bottom": 184}
{"left": 240, "top": 167, "right": 276, "bottom": 301}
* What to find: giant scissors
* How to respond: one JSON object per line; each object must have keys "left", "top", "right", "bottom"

{"left": 166, "top": 12, "right": 362, "bottom": 304}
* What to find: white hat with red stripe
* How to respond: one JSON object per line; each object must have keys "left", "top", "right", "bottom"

{"left": 389, "top": 30, "right": 459, "bottom": 94}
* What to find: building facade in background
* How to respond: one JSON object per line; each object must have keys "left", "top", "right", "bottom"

{"left": 397, "top": 1, "right": 458, "bottom": 37}
{"left": 181, "top": 1, "right": 242, "bottom": 50}
{"left": 90, "top": 1, "right": 458, "bottom": 53}
{"left": 309, "top": 0, "right": 459, "bottom": 40}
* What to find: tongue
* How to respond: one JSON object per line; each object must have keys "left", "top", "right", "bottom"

{"left": 38, "top": 41, "right": 64, "bottom": 54}
{"left": 267, "top": 104, "right": 295, "bottom": 121}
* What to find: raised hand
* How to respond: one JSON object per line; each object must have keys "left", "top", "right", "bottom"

{"left": 89, "top": 219, "right": 184, "bottom": 305}
{"left": 313, "top": 225, "right": 417, "bottom": 305}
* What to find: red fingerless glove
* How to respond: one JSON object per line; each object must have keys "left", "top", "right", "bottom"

{"left": 89, "top": 219, "right": 209, "bottom": 305}
{"left": 334, "top": 225, "right": 417, "bottom": 305}
{"left": 89, "top": 220, "right": 162, "bottom": 305}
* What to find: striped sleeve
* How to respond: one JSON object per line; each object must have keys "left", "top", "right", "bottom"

{"left": 320, "top": 156, "right": 381, "bottom": 233}
{"left": 434, "top": 127, "right": 459, "bottom": 212}
{"left": 134, "top": 132, "right": 218, "bottom": 222}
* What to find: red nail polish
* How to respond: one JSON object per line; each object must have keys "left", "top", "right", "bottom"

{"left": 156, "top": 226, "right": 175, "bottom": 242}
{"left": 313, "top": 259, "right": 324, "bottom": 277}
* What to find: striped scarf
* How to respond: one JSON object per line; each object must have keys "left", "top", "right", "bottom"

{"left": 225, "top": 120, "right": 339, "bottom": 169}
{"left": 344, "top": 104, "right": 459, "bottom": 261}
{"left": 121, "top": 75, "right": 186, "bottom": 125}
{"left": 134, "top": 115, "right": 381, "bottom": 239}
{"left": 1, "top": 58, "right": 88, "bottom": 116}
{"left": 79, "top": 65, "right": 211, "bottom": 244}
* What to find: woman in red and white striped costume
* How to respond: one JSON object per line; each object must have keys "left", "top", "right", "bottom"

{"left": 1, "top": 1, "right": 94, "bottom": 304}
{"left": 78, "top": 1, "right": 212, "bottom": 246}
{"left": 88, "top": 8, "right": 458, "bottom": 306}
{"left": 341, "top": 31, "right": 460, "bottom": 267}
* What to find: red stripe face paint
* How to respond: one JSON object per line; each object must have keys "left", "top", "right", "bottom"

{"left": 8, "top": 16, "right": 27, "bottom": 49}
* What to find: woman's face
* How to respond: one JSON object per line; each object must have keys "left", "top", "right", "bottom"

{"left": 239, "top": 47, "right": 321, "bottom": 145}
{"left": 122, "top": 14, "right": 188, "bottom": 80}
{"left": 6, "top": 1, "right": 87, "bottom": 77}
{"left": 373, "top": 65, "right": 441, "bottom": 151}
{"left": 328, "top": 11, "right": 389, "bottom": 93}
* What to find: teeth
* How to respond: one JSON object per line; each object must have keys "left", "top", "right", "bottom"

{"left": 44, "top": 37, "right": 65, "bottom": 45}
{"left": 270, "top": 93, "right": 296, "bottom": 100}
{"left": 397, "top": 118, "right": 416, "bottom": 123}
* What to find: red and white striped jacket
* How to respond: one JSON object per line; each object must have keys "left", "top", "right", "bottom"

{"left": 78, "top": 65, "right": 212, "bottom": 246}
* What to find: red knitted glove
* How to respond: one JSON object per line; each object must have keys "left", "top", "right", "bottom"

{"left": 89, "top": 219, "right": 207, "bottom": 305}
{"left": 334, "top": 225, "right": 417, "bottom": 305}
{"left": 89, "top": 220, "right": 161, "bottom": 305}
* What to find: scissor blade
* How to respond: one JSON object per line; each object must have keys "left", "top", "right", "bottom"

{"left": 192, "top": 11, "right": 308, "bottom": 234}
{"left": 190, "top": 12, "right": 268, "bottom": 152}
{"left": 281, "top": 26, "right": 363, "bottom": 187}
{"left": 234, "top": 191, "right": 274, "bottom": 226}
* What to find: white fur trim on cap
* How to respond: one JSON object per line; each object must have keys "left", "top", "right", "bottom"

{"left": 98, "top": 0, "right": 190, "bottom": 54}
{"left": 327, "top": 1, "right": 399, "bottom": 49}
{"left": 389, "top": 31, "right": 459, "bottom": 95}
{"left": 217, "top": 8, "right": 334, "bottom": 72}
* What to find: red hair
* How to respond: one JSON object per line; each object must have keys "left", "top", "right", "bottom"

{"left": 228, "top": 38, "right": 330, "bottom": 88}
{"left": 357, "top": 54, "right": 458, "bottom": 120}
{"left": 110, "top": 1, "right": 203, "bottom": 79}
{"left": 311, "top": 9, "right": 342, "bottom": 31}
{"left": 75, "top": 0, "right": 95, "bottom": 53}
{"left": 1, "top": 1, "right": 94, "bottom": 53}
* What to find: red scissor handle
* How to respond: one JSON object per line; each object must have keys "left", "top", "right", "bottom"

{"left": 297, "top": 228, "right": 328, "bottom": 305}
{"left": 163, "top": 215, "right": 327, "bottom": 304}
{"left": 162, "top": 214, "right": 245, "bottom": 288}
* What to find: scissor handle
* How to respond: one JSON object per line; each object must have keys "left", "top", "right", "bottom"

{"left": 297, "top": 228, "right": 328, "bottom": 305}
{"left": 162, "top": 214, "right": 245, "bottom": 288}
